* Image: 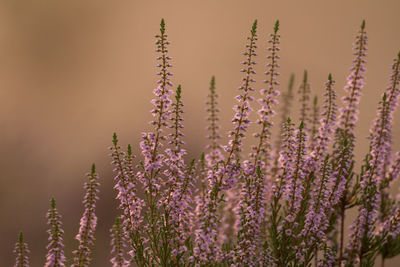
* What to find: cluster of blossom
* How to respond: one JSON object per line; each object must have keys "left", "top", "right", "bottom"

{"left": 12, "top": 19, "right": 400, "bottom": 267}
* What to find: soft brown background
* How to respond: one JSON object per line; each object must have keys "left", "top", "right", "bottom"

{"left": 1, "top": 0, "right": 399, "bottom": 266}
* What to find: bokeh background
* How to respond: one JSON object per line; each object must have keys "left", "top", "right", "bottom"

{"left": 1, "top": 0, "right": 400, "bottom": 266}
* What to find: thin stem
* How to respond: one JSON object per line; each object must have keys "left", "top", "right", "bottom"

{"left": 339, "top": 200, "right": 346, "bottom": 264}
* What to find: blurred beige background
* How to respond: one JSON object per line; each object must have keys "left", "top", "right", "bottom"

{"left": 0, "top": 0, "right": 399, "bottom": 266}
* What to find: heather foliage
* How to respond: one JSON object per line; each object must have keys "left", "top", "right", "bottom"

{"left": 12, "top": 19, "right": 400, "bottom": 267}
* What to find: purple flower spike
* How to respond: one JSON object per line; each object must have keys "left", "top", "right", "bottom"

{"left": 305, "top": 76, "right": 338, "bottom": 238}
{"left": 298, "top": 70, "right": 311, "bottom": 132}
{"left": 309, "top": 96, "right": 320, "bottom": 151}
{"left": 72, "top": 164, "right": 100, "bottom": 267}
{"left": 338, "top": 20, "right": 367, "bottom": 134}
{"left": 226, "top": 19, "right": 258, "bottom": 158}
{"left": 111, "top": 135, "right": 143, "bottom": 230}
{"left": 283, "top": 121, "right": 307, "bottom": 220}
{"left": 379, "top": 52, "right": 400, "bottom": 181}
{"left": 347, "top": 52, "right": 400, "bottom": 264}
{"left": 110, "top": 217, "right": 130, "bottom": 267}
{"left": 273, "top": 118, "right": 296, "bottom": 200}
{"left": 236, "top": 167, "right": 267, "bottom": 265}
{"left": 110, "top": 134, "right": 144, "bottom": 262}
{"left": 332, "top": 21, "right": 367, "bottom": 263}
{"left": 387, "top": 152, "right": 400, "bottom": 185}
{"left": 272, "top": 74, "right": 295, "bottom": 177}
{"left": 193, "top": 20, "right": 259, "bottom": 265}
{"left": 205, "top": 76, "right": 224, "bottom": 166}
{"left": 314, "top": 74, "right": 337, "bottom": 163}
{"left": 14, "top": 232, "right": 30, "bottom": 267}
{"left": 205, "top": 77, "right": 235, "bottom": 249}
{"left": 162, "top": 85, "right": 194, "bottom": 262}
{"left": 138, "top": 18, "right": 173, "bottom": 205}
{"left": 236, "top": 20, "right": 281, "bottom": 265}
{"left": 45, "top": 198, "right": 66, "bottom": 267}
{"left": 251, "top": 19, "right": 281, "bottom": 174}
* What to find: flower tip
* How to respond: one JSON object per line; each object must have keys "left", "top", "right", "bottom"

{"left": 286, "top": 117, "right": 291, "bottom": 124}
{"left": 51, "top": 197, "right": 56, "bottom": 209}
{"left": 112, "top": 132, "right": 118, "bottom": 146}
{"left": 251, "top": 19, "right": 258, "bottom": 36}
{"left": 361, "top": 20, "right": 366, "bottom": 30}
{"left": 160, "top": 18, "right": 166, "bottom": 34}
{"left": 383, "top": 92, "right": 387, "bottom": 101}
{"left": 19, "top": 232, "right": 23, "bottom": 243}
{"left": 127, "top": 144, "right": 132, "bottom": 155}
{"left": 299, "top": 120, "right": 304, "bottom": 130}
{"left": 91, "top": 163, "right": 96, "bottom": 174}
{"left": 274, "top": 19, "right": 280, "bottom": 33}
{"left": 397, "top": 51, "right": 400, "bottom": 60}
{"left": 289, "top": 73, "right": 295, "bottom": 91}
{"left": 256, "top": 165, "right": 262, "bottom": 176}
{"left": 342, "top": 137, "right": 349, "bottom": 147}
{"left": 210, "top": 76, "right": 215, "bottom": 89}
{"left": 313, "top": 95, "right": 318, "bottom": 105}
{"left": 328, "top": 73, "right": 332, "bottom": 81}
{"left": 176, "top": 85, "right": 182, "bottom": 100}
{"left": 303, "top": 70, "right": 308, "bottom": 83}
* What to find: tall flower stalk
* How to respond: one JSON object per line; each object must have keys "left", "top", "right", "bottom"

{"left": 310, "top": 95, "right": 320, "bottom": 151}
{"left": 193, "top": 20, "right": 258, "bottom": 264}
{"left": 272, "top": 74, "right": 295, "bottom": 176}
{"left": 279, "top": 121, "right": 308, "bottom": 265}
{"left": 161, "top": 85, "right": 194, "bottom": 265}
{"left": 347, "top": 51, "right": 400, "bottom": 266}
{"left": 45, "top": 198, "right": 66, "bottom": 267}
{"left": 297, "top": 74, "right": 337, "bottom": 264}
{"left": 72, "top": 164, "right": 100, "bottom": 267}
{"left": 136, "top": 18, "right": 174, "bottom": 265}
{"left": 298, "top": 70, "right": 311, "bottom": 132}
{"left": 110, "top": 217, "right": 130, "bottom": 267}
{"left": 338, "top": 20, "right": 367, "bottom": 134}
{"left": 138, "top": 18, "right": 173, "bottom": 206}
{"left": 333, "top": 20, "right": 368, "bottom": 264}
{"left": 205, "top": 76, "right": 224, "bottom": 167}
{"left": 236, "top": 20, "right": 281, "bottom": 265}
{"left": 204, "top": 77, "right": 237, "bottom": 248}
{"left": 14, "top": 233, "right": 30, "bottom": 267}
{"left": 110, "top": 135, "right": 145, "bottom": 265}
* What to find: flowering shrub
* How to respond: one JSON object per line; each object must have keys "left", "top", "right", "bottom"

{"left": 12, "top": 19, "right": 400, "bottom": 267}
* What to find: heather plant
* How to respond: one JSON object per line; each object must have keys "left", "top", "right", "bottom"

{"left": 12, "top": 19, "right": 400, "bottom": 267}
